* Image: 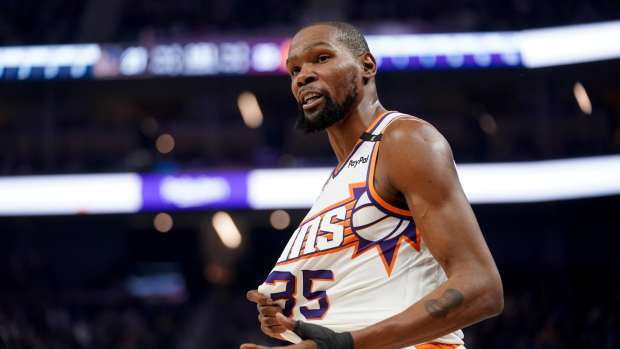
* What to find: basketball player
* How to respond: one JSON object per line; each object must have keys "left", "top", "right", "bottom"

{"left": 241, "top": 22, "right": 503, "bottom": 349}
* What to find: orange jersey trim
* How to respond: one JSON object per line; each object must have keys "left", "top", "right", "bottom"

{"left": 416, "top": 344, "right": 461, "bottom": 349}
{"left": 367, "top": 141, "right": 412, "bottom": 217}
{"left": 331, "top": 110, "right": 395, "bottom": 177}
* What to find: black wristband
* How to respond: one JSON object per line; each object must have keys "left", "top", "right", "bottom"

{"left": 293, "top": 320, "right": 354, "bottom": 349}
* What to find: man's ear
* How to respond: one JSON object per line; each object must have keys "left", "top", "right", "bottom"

{"left": 361, "top": 52, "right": 377, "bottom": 84}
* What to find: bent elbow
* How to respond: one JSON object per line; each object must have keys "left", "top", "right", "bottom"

{"left": 481, "top": 275, "right": 504, "bottom": 318}
{"left": 487, "top": 288, "right": 504, "bottom": 317}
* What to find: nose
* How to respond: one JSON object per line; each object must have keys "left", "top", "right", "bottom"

{"left": 295, "top": 64, "right": 317, "bottom": 88}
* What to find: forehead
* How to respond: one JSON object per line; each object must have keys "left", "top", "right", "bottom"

{"left": 288, "top": 25, "right": 343, "bottom": 58}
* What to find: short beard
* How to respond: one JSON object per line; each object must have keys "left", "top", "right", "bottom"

{"left": 295, "top": 84, "right": 358, "bottom": 133}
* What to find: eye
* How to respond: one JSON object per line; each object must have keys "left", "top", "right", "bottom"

{"left": 317, "top": 54, "right": 330, "bottom": 63}
{"left": 290, "top": 67, "right": 300, "bottom": 76}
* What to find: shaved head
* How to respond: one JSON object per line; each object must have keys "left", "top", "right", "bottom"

{"left": 300, "top": 21, "right": 370, "bottom": 57}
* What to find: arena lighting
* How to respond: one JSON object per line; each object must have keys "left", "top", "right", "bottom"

{"left": 478, "top": 114, "right": 498, "bottom": 135}
{"left": 366, "top": 32, "right": 521, "bottom": 64}
{"left": 270, "top": 210, "right": 291, "bottom": 230}
{"left": 119, "top": 46, "right": 148, "bottom": 75}
{"left": 457, "top": 156, "right": 620, "bottom": 203}
{"left": 212, "top": 211, "right": 243, "bottom": 249}
{"left": 573, "top": 82, "right": 593, "bottom": 115}
{"left": 247, "top": 155, "right": 620, "bottom": 207}
{"left": 247, "top": 168, "right": 331, "bottom": 209}
{"left": 0, "top": 174, "right": 141, "bottom": 216}
{"left": 155, "top": 133, "right": 176, "bottom": 154}
{"left": 0, "top": 155, "right": 619, "bottom": 216}
{"left": 0, "top": 44, "right": 100, "bottom": 79}
{"left": 519, "top": 21, "right": 620, "bottom": 68}
{"left": 2, "top": 21, "right": 620, "bottom": 80}
{"left": 237, "top": 91, "right": 264, "bottom": 128}
{"left": 153, "top": 212, "right": 174, "bottom": 233}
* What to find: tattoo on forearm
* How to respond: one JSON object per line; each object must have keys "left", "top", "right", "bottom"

{"left": 424, "top": 288, "right": 464, "bottom": 318}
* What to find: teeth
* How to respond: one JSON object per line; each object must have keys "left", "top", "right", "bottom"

{"left": 302, "top": 93, "right": 321, "bottom": 104}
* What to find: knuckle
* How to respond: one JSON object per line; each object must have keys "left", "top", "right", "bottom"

{"left": 262, "top": 305, "right": 282, "bottom": 316}
{"left": 270, "top": 325, "right": 285, "bottom": 333}
{"left": 260, "top": 324, "right": 273, "bottom": 335}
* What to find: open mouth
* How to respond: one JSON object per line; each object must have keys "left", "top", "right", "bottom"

{"left": 301, "top": 93, "right": 324, "bottom": 110}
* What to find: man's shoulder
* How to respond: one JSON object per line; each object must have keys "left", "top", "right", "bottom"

{"left": 381, "top": 113, "right": 451, "bottom": 159}
{"left": 379, "top": 113, "right": 458, "bottom": 198}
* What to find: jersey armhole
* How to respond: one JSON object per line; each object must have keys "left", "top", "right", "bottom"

{"left": 367, "top": 141, "right": 412, "bottom": 217}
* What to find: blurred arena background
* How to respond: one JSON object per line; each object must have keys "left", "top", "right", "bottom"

{"left": 1, "top": 0, "right": 620, "bottom": 348}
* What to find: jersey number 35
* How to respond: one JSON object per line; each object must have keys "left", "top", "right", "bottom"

{"left": 265, "top": 270, "right": 334, "bottom": 320}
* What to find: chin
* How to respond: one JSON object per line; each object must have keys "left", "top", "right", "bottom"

{"left": 296, "top": 93, "right": 349, "bottom": 133}
{"left": 303, "top": 108, "right": 324, "bottom": 122}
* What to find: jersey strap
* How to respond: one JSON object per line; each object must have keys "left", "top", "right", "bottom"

{"left": 367, "top": 112, "right": 407, "bottom": 136}
{"left": 331, "top": 110, "right": 397, "bottom": 178}
{"left": 359, "top": 132, "right": 382, "bottom": 142}
{"left": 365, "top": 111, "right": 413, "bottom": 217}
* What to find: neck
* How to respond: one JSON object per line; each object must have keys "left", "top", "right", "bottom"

{"left": 326, "top": 92, "right": 386, "bottom": 163}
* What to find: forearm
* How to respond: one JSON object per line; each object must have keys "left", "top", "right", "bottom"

{"left": 350, "top": 272, "right": 503, "bottom": 349}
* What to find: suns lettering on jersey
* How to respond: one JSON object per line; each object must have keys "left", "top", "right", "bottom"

{"left": 277, "top": 182, "right": 421, "bottom": 276}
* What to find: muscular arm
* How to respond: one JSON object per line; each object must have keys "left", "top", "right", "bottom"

{"left": 351, "top": 119, "right": 503, "bottom": 349}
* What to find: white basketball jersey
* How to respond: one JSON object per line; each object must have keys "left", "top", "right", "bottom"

{"left": 258, "top": 111, "right": 465, "bottom": 347}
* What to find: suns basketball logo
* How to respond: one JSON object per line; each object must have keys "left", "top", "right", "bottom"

{"left": 276, "top": 183, "right": 420, "bottom": 276}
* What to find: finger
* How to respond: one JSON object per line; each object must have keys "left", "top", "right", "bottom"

{"left": 266, "top": 325, "right": 286, "bottom": 333}
{"left": 258, "top": 304, "right": 282, "bottom": 316}
{"left": 259, "top": 314, "right": 280, "bottom": 327}
{"left": 247, "top": 290, "right": 273, "bottom": 305}
{"left": 261, "top": 323, "right": 277, "bottom": 334}
{"left": 275, "top": 313, "right": 296, "bottom": 331}
{"left": 261, "top": 324, "right": 284, "bottom": 339}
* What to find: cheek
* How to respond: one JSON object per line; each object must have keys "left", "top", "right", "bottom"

{"left": 329, "top": 66, "right": 358, "bottom": 100}
{"left": 291, "top": 82, "right": 299, "bottom": 101}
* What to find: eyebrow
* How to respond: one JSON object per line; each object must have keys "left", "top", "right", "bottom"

{"left": 286, "top": 41, "right": 336, "bottom": 66}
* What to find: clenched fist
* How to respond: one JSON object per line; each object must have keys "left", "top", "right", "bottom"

{"left": 244, "top": 289, "right": 352, "bottom": 349}
{"left": 246, "top": 289, "right": 288, "bottom": 339}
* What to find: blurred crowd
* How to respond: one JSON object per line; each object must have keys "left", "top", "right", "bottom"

{"left": 1, "top": 272, "right": 618, "bottom": 349}
{"left": 0, "top": 201, "right": 616, "bottom": 349}
{"left": 1, "top": 62, "right": 619, "bottom": 175}
{"left": 468, "top": 274, "right": 620, "bottom": 349}
{"left": 0, "top": 289, "right": 182, "bottom": 349}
